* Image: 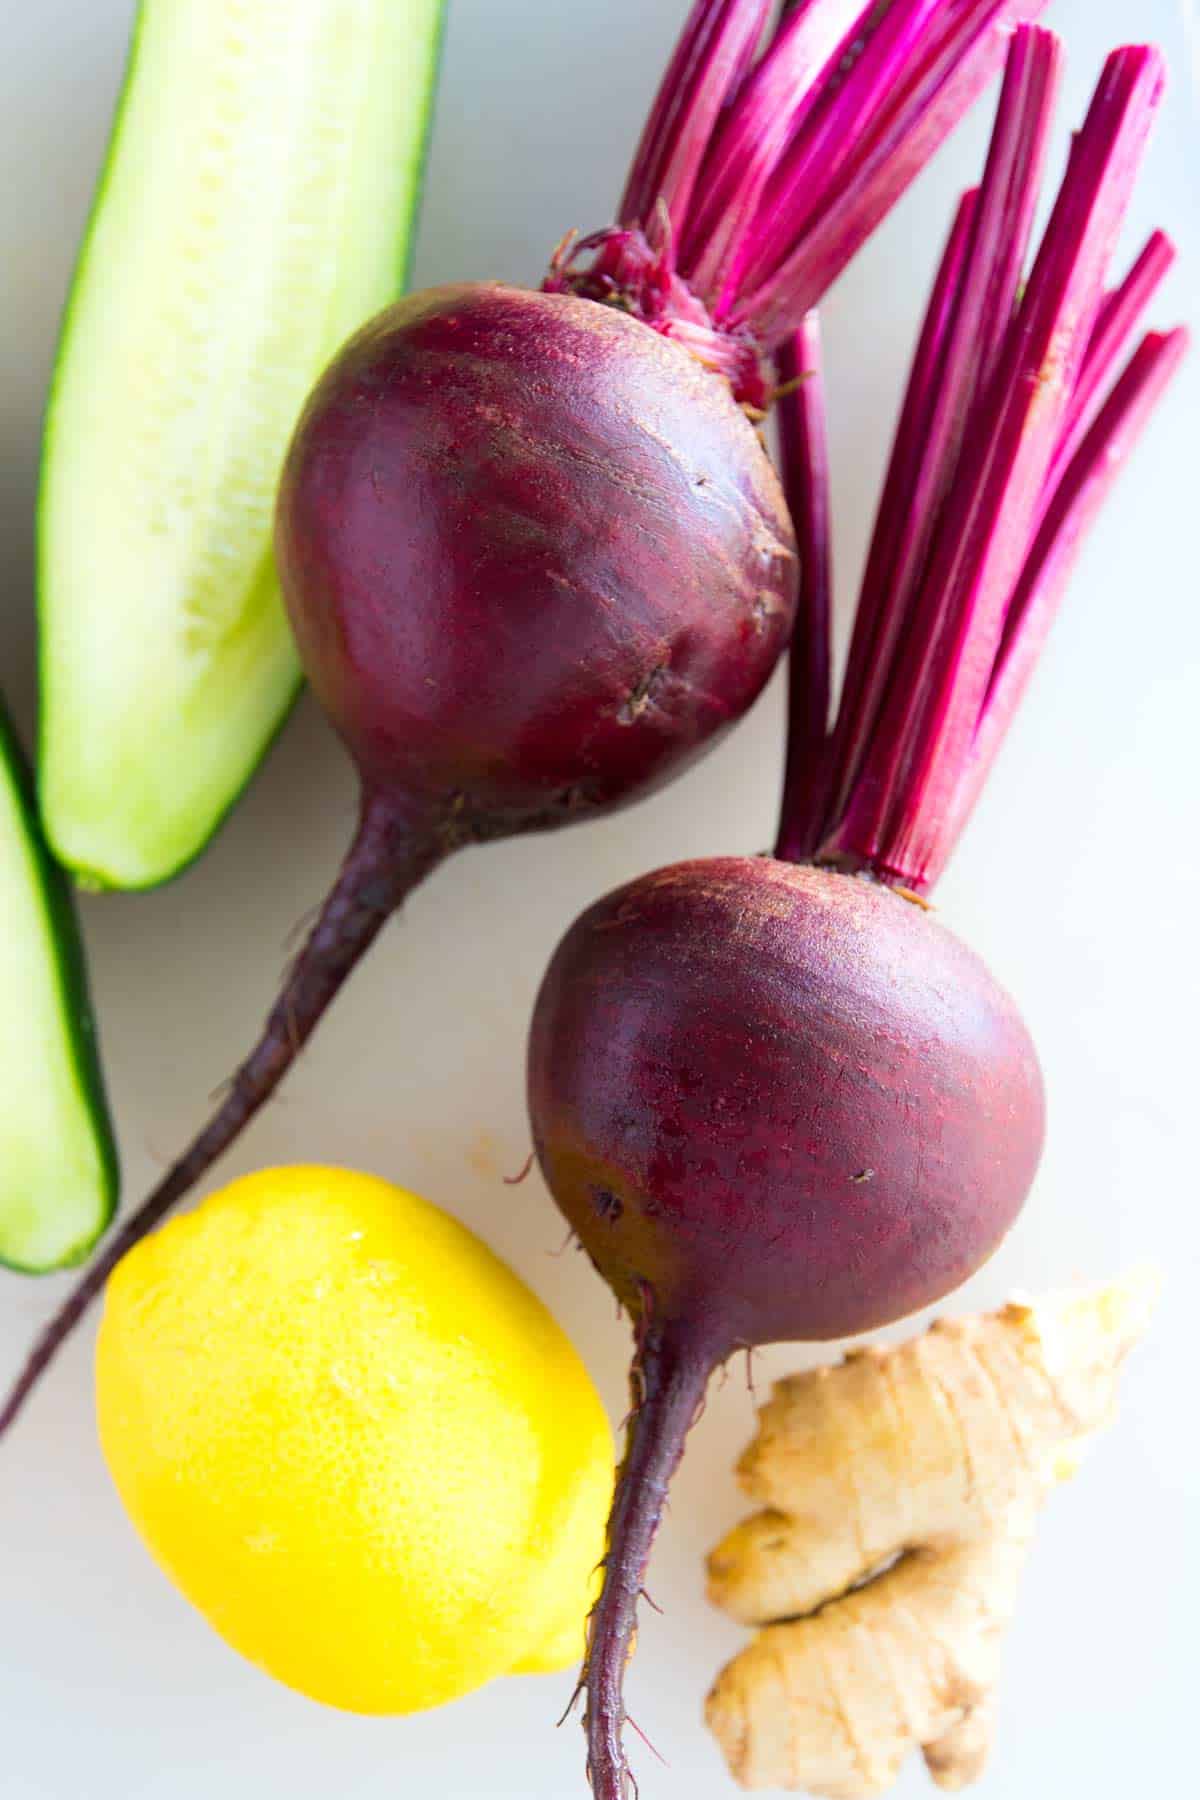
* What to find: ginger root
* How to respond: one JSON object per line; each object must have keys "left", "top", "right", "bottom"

{"left": 705, "top": 1271, "right": 1157, "bottom": 1797}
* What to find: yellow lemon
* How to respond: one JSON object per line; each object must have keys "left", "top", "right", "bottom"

{"left": 96, "top": 1165, "right": 613, "bottom": 1713}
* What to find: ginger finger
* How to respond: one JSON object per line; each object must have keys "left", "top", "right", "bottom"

{"left": 707, "top": 1507, "right": 870, "bottom": 1629}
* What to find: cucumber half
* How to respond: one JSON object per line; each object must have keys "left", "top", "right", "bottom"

{"left": 39, "top": 0, "right": 447, "bottom": 890}
{"left": 0, "top": 700, "right": 118, "bottom": 1271}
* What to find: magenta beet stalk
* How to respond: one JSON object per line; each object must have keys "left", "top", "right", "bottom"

{"left": 775, "top": 29, "right": 1187, "bottom": 890}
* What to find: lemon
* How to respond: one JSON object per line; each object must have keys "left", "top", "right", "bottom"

{"left": 96, "top": 1165, "right": 613, "bottom": 1713}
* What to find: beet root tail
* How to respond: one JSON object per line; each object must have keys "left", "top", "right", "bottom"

{"left": 0, "top": 797, "right": 445, "bottom": 1444}
{"left": 584, "top": 1330, "right": 712, "bottom": 1799}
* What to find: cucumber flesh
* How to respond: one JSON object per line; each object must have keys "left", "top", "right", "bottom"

{"left": 0, "top": 701, "right": 118, "bottom": 1272}
{"left": 39, "top": 0, "right": 446, "bottom": 890}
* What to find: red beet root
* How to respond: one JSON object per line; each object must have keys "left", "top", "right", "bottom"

{"left": 278, "top": 285, "right": 794, "bottom": 824}
{"left": 526, "top": 32, "right": 1184, "bottom": 1798}
{"left": 528, "top": 857, "right": 1043, "bottom": 1791}
{"left": 2, "top": 0, "right": 1042, "bottom": 1437}
{"left": 529, "top": 858, "right": 1043, "bottom": 1353}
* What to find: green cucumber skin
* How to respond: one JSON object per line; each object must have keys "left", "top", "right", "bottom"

{"left": 37, "top": 0, "right": 448, "bottom": 894}
{"left": 0, "top": 700, "right": 119, "bottom": 1273}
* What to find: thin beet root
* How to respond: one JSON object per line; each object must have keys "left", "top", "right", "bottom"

{"left": 2, "top": 0, "right": 1043, "bottom": 1439}
{"left": 584, "top": 1335, "right": 711, "bottom": 1797}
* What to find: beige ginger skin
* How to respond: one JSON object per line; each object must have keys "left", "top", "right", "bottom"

{"left": 705, "top": 1273, "right": 1157, "bottom": 1796}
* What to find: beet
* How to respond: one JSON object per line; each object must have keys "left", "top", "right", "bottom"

{"left": 2, "top": 0, "right": 1047, "bottom": 1437}
{"left": 523, "top": 35, "right": 1184, "bottom": 1797}
{"left": 278, "top": 285, "right": 795, "bottom": 825}
{"left": 528, "top": 856, "right": 1043, "bottom": 1793}
{"left": 529, "top": 858, "right": 1043, "bottom": 1352}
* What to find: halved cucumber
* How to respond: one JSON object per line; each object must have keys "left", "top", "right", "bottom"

{"left": 0, "top": 699, "right": 118, "bottom": 1271}
{"left": 39, "top": 0, "right": 446, "bottom": 890}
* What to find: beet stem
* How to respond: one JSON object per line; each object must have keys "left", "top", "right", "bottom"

{"left": 585, "top": 1330, "right": 713, "bottom": 1800}
{"left": 0, "top": 797, "right": 445, "bottom": 1443}
{"left": 873, "top": 45, "right": 1166, "bottom": 887}
{"left": 826, "top": 23, "right": 1068, "bottom": 877}
{"left": 771, "top": 32, "right": 1182, "bottom": 896}
{"left": 813, "top": 187, "right": 981, "bottom": 846}
{"left": 733, "top": 1, "right": 1053, "bottom": 338}
{"left": 773, "top": 316, "right": 834, "bottom": 864}
{"left": 931, "top": 322, "right": 1190, "bottom": 881}
{"left": 682, "top": 0, "right": 870, "bottom": 305}
{"left": 1048, "top": 228, "right": 1175, "bottom": 491}
{"left": 619, "top": 1, "right": 772, "bottom": 241}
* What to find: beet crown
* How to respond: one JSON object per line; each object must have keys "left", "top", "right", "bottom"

{"left": 547, "top": 0, "right": 1054, "bottom": 405}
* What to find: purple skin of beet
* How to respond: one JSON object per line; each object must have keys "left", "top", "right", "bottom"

{"left": 277, "top": 284, "right": 796, "bottom": 836}
{"left": 529, "top": 858, "right": 1044, "bottom": 1350}
{"left": 527, "top": 857, "right": 1045, "bottom": 1792}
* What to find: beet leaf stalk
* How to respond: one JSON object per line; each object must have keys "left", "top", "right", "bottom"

{"left": 0, "top": 0, "right": 1060, "bottom": 1443}
{"left": 795, "top": 39, "right": 1188, "bottom": 888}
{"left": 526, "top": 29, "right": 1185, "bottom": 1798}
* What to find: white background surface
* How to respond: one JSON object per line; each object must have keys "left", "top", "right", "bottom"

{"left": 1, "top": 3, "right": 1197, "bottom": 1797}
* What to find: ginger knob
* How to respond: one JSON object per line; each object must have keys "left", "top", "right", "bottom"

{"left": 705, "top": 1271, "right": 1158, "bottom": 1796}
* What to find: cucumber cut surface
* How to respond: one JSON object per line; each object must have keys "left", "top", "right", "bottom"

{"left": 0, "top": 702, "right": 118, "bottom": 1272}
{"left": 39, "top": 0, "right": 446, "bottom": 890}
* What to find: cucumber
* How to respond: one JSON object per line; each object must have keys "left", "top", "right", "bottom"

{"left": 0, "top": 699, "right": 118, "bottom": 1271}
{"left": 38, "top": 0, "right": 447, "bottom": 890}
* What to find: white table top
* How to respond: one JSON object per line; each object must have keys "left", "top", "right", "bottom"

{"left": 2, "top": 3, "right": 1197, "bottom": 1796}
